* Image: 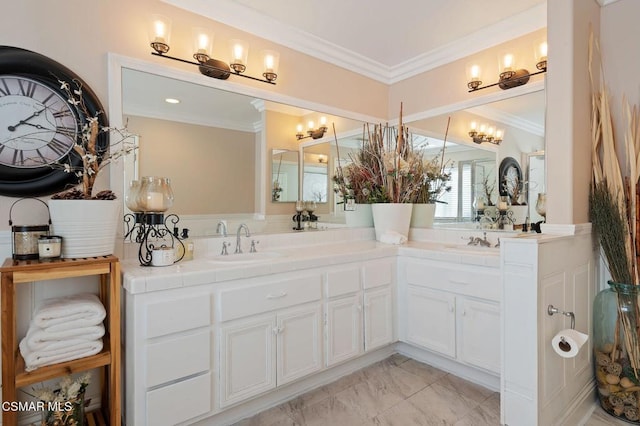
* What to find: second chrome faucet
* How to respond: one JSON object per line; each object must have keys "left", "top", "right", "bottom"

{"left": 235, "top": 223, "right": 251, "bottom": 254}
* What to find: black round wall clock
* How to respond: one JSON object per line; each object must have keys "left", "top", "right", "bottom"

{"left": 0, "top": 46, "right": 108, "bottom": 197}
{"left": 498, "top": 156, "right": 523, "bottom": 198}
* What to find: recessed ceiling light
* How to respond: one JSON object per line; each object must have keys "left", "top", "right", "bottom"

{"left": 165, "top": 98, "right": 180, "bottom": 104}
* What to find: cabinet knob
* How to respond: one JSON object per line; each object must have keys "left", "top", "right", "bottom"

{"left": 272, "top": 326, "right": 284, "bottom": 335}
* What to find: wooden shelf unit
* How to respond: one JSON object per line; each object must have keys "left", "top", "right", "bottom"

{"left": 0, "top": 256, "right": 121, "bottom": 426}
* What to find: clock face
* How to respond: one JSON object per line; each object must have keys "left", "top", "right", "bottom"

{"left": 498, "top": 156, "right": 523, "bottom": 199}
{"left": 0, "top": 46, "right": 109, "bottom": 197}
{"left": 0, "top": 75, "right": 78, "bottom": 168}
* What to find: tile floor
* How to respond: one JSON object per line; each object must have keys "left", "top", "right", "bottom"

{"left": 233, "top": 354, "right": 498, "bottom": 426}
{"left": 233, "top": 354, "right": 629, "bottom": 426}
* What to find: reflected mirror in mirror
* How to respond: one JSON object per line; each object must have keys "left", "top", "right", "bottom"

{"left": 272, "top": 149, "right": 299, "bottom": 202}
{"left": 302, "top": 145, "right": 329, "bottom": 203}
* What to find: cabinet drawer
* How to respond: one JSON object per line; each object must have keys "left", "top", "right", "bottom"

{"left": 363, "top": 259, "right": 393, "bottom": 289}
{"left": 326, "top": 267, "right": 361, "bottom": 298}
{"left": 146, "top": 330, "right": 211, "bottom": 387}
{"left": 146, "top": 294, "right": 211, "bottom": 338}
{"left": 220, "top": 275, "right": 322, "bottom": 321}
{"left": 146, "top": 372, "right": 211, "bottom": 426}
{"left": 405, "top": 260, "right": 500, "bottom": 301}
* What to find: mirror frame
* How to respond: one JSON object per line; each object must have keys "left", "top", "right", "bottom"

{"left": 107, "top": 53, "right": 383, "bottom": 224}
{"left": 108, "top": 53, "right": 544, "bottom": 231}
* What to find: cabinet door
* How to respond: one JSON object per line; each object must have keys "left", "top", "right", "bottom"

{"left": 219, "top": 314, "right": 276, "bottom": 408}
{"left": 277, "top": 304, "right": 323, "bottom": 385}
{"left": 364, "top": 286, "right": 394, "bottom": 351}
{"left": 406, "top": 286, "right": 456, "bottom": 358}
{"left": 458, "top": 298, "right": 500, "bottom": 374}
{"left": 326, "top": 294, "right": 363, "bottom": 366}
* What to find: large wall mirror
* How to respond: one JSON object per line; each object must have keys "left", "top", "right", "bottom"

{"left": 109, "top": 55, "right": 544, "bottom": 233}
{"left": 301, "top": 87, "right": 546, "bottom": 228}
{"left": 109, "top": 55, "right": 377, "bottom": 234}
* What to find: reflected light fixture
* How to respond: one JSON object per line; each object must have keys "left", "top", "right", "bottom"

{"left": 165, "top": 98, "right": 180, "bottom": 104}
{"left": 467, "top": 42, "right": 547, "bottom": 92}
{"left": 148, "top": 14, "right": 278, "bottom": 85}
{"left": 468, "top": 121, "right": 504, "bottom": 145}
{"left": 296, "top": 117, "right": 328, "bottom": 140}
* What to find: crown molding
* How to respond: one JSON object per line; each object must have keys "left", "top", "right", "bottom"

{"left": 598, "top": 0, "right": 623, "bottom": 6}
{"left": 162, "top": 0, "right": 546, "bottom": 85}
{"left": 124, "top": 105, "right": 258, "bottom": 133}
{"left": 468, "top": 104, "right": 545, "bottom": 137}
{"left": 389, "top": 3, "right": 547, "bottom": 84}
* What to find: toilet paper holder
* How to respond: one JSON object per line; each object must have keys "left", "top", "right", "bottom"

{"left": 547, "top": 304, "right": 575, "bottom": 330}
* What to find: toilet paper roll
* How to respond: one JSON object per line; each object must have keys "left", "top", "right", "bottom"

{"left": 551, "top": 329, "right": 589, "bottom": 358}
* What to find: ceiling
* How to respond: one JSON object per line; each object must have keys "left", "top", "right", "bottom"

{"left": 162, "top": 0, "right": 547, "bottom": 83}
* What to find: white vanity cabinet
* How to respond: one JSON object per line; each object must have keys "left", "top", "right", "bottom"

{"left": 217, "top": 273, "right": 324, "bottom": 408}
{"left": 363, "top": 259, "right": 395, "bottom": 351}
{"left": 325, "top": 266, "right": 363, "bottom": 366}
{"left": 399, "top": 257, "right": 500, "bottom": 374}
{"left": 124, "top": 286, "right": 214, "bottom": 426}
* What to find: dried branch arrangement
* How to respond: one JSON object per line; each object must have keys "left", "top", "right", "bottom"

{"left": 589, "top": 29, "right": 640, "bottom": 422}
{"left": 333, "top": 104, "right": 451, "bottom": 205}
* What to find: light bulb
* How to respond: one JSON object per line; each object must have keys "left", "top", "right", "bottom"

{"left": 319, "top": 116, "right": 327, "bottom": 126}
{"left": 502, "top": 54, "right": 515, "bottom": 72}
{"left": 470, "top": 64, "right": 481, "bottom": 80}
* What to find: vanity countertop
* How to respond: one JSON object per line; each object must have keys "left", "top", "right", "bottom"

{"left": 122, "top": 239, "right": 501, "bottom": 295}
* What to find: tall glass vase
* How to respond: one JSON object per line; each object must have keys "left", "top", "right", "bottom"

{"left": 594, "top": 281, "right": 640, "bottom": 423}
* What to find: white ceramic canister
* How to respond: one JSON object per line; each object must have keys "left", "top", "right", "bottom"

{"left": 151, "top": 246, "right": 175, "bottom": 266}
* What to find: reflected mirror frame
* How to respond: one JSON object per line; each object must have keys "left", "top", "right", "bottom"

{"left": 271, "top": 149, "right": 300, "bottom": 203}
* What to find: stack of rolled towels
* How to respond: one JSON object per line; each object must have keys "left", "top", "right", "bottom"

{"left": 19, "top": 293, "right": 106, "bottom": 372}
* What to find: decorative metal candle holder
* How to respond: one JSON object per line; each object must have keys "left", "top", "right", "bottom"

{"left": 123, "top": 212, "right": 185, "bottom": 266}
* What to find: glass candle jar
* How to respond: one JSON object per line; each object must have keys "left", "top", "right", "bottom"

{"left": 125, "top": 180, "right": 143, "bottom": 212}
{"left": 137, "top": 177, "right": 174, "bottom": 213}
{"left": 38, "top": 235, "right": 62, "bottom": 260}
{"left": 536, "top": 193, "right": 547, "bottom": 219}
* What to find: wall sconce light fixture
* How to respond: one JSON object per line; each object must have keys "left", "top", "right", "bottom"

{"left": 296, "top": 117, "right": 328, "bottom": 140}
{"left": 468, "top": 121, "right": 504, "bottom": 145}
{"left": 149, "top": 14, "right": 278, "bottom": 85}
{"left": 467, "top": 41, "right": 547, "bottom": 92}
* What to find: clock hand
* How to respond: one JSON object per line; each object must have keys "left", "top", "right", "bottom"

{"left": 21, "top": 122, "right": 55, "bottom": 131}
{"left": 7, "top": 107, "right": 47, "bottom": 131}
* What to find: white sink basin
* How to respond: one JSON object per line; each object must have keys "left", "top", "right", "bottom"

{"left": 442, "top": 244, "right": 499, "bottom": 255}
{"left": 207, "top": 251, "right": 284, "bottom": 264}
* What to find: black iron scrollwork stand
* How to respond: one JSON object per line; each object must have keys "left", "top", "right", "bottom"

{"left": 124, "top": 213, "right": 185, "bottom": 266}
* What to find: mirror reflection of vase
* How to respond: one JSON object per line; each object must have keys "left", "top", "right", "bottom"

{"left": 535, "top": 193, "right": 547, "bottom": 219}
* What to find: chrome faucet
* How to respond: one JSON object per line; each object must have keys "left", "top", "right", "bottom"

{"left": 235, "top": 223, "right": 251, "bottom": 254}
{"left": 467, "top": 232, "right": 492, "bottom": 247}
{"left": 216, "top": 221, "right": 228, "bottom": 237}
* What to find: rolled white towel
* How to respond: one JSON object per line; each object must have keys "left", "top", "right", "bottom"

{"left": 24, "top": 324, "right": 105, "bottom": 352}
{"left": 33, "top": 293, "right": 106, "bottom": 332}
{"left": 19, "top": 338, "right": 103, "bottom": 372}
{"left": 379, "top": 231, "right": 408, "bottom": 245}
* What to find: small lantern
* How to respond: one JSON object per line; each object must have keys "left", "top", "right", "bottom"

{"left": 9, "top": 198, "right": 51, "bottom": 260}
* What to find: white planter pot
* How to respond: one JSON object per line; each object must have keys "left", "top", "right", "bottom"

{"left": 410, "top": 203, "right": 436, "bottom": 228}
{"left": 371, "top": 203, "right": 413, "bottom": 242}
{"left": 48, "top": 199, "right": 121, "bottom": 258}
{"left": 345, "top": 204, "right": 374, "bottom": 227}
